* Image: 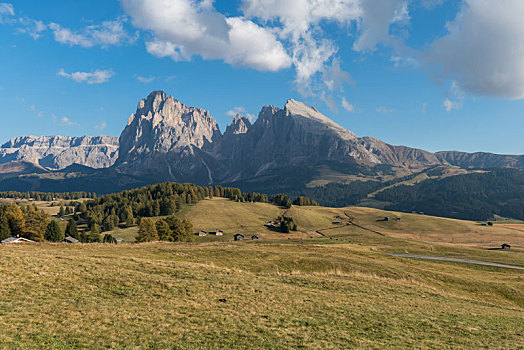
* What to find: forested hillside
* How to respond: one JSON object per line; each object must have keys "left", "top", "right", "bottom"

{"left": 375, "top": 169, "right": 524, "bottom": 220}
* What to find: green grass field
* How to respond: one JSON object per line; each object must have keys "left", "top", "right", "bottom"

{"left": 1, "top": 198, "right": 523, "bottom": 349}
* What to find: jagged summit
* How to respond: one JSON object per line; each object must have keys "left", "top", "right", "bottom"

{"left": 0, "top": 135, "right": 118, "bottom": 170}
{"left": 225, "top": 114, "right": 251, "bottom": 135}
{"left": 283, "top": 98, "right": 357, "bottom": 140}
{"left": 2, "top": 90, "right": 522, "bottom": 187}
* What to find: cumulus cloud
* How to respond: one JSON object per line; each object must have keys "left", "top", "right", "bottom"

{"left": 426, "top": 0, "right": 524, "bottom": 100}
{"left": 342, "top": 97, "right": 354, "bottom": 112}
{"left": 120, "top": 0, "right": 291, "bottom": 72}
{"left": 241, "top": 0, "right": 361, "bottom": 95}
{"left": 57, "top": 68, "right": 115, "bottom": 84}
{"left": 226, "top": 106, "right": 246, "bottom": 117}
{"left": 352, "top": 0, "right": 409, "bottom": 52}
{"left": 49, "top": 18, "right": 137, "bottom": 48}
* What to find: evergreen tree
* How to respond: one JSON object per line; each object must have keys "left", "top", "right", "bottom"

{"left": 155, "top": 219, "right": 172, "bottom": 241}
{"left": 23, "top": 208, "right": 48, "bottom": 241}
{"left": 78, "top": 202, "right": 88, "bottom": 215}
{"left": 3, "top": 203, "right": 25, "bottom": 236}
{"left": 59, "top": 205, "right": 65, "bottom": 218}
{"left": 65, "top": 218, "right": 79, "bottom": 239}
{"left": 0, "top": 215, "right": 10, "bottom": 240}
{"left": 135, "top": 217, "right": 158, "bottom": 242}
{"left": 89, "top": 223, "right": 101, "bottom": 243}
{"left": 103, "top": 234, "right": 117, "bottom": 244}
{"left": 45, "top": 220, "right": 64, "bottom": 242}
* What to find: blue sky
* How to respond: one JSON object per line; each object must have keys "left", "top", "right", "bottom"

{"left": 1, "top": 0, "right": 523, "bottom": 154}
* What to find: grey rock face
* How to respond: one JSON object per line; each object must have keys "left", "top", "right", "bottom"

{"left": 224, "top": 114, "right": 251, "bottom": 135}
{"left": 115, "top": 91, "right": 221, "bottom": 183}
{"left": 0, "top": 135, "right": 119, "bottom": 170}
{"left": 114, "top": 91, "right": 524, "bottom": 184}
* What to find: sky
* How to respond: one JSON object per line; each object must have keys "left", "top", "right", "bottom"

{"left": 0, "top": 0, "right": 523, "bottom": 154}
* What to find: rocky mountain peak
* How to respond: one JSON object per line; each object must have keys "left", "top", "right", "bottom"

{"left": 225, "top": 114, "right": 251, "bottom": 135}
{"left": 0, "top": 135, "right": 118, "bottom": 169}
{"left": 115, "top": 91, "right": 222, "bottom": 181}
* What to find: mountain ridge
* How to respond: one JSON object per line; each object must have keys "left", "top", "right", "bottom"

{"left": 0, "top": 90, "right": 522, "bottom": 189}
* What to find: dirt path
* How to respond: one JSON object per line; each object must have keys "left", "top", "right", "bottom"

{"left": 389, "top": 254, "right": 524, "bottom": 271}
{"left": 344, "top": 212, "right": 386, "bottom": 236}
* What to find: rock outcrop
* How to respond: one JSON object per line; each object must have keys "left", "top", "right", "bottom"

{"left": 113, "top": 91, "right": 524, "bottom": 184}
{"left": 2, "top": 90, "right": 522, "bottom": 186}
{"left": 0, "top": 135, "right": 118, "bottom": 170}
{"left": 115, "top": 91, "right": 221, "bottom": 183}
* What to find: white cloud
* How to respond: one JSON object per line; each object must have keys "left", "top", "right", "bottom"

{"left": 323, "top": 58, "right": 353, "bottom": 92}
{"left": 245, "top": 113, "right": 257, "bottom": 123}
{"left": 226, "top": 106, "right": 246, "bottom": 117}
{"left": 352, "top": 0, "right": 409, "bottom": 52}
{"left": 57, "top": 68, "right": 114, "bottom": 84}
{"left": 136, "top": 75, "right": 155, "bottom": 83}
{"left": 120, "top": 0, "right": 291, "bottom": 72}
{"left": 48, "top": 17, "right": 137, "bottom": 48}
{"left": 241, "top": 0, "right": 361, "bottom": 95}
{"left": 443, "top": 81, "right": 464, "bottom": 112}
{"left": 17, "top": 18, "right": 46, "bottom": 39}
{"left": 421, "top": 101, "right": 428, "bottom": 113}
{"left": 53, "top": 115, "right": 79, "bottom": 127}
{"left": 94, "top": 121, "right": 107, "bottom": 131}
{"left": 226, "top": 107, "right": 257, "bottom": 123}
{"left": 342, "top": 97, "right": 354, "bottom": 112}
{"left": 0, "top": 2, "right": 13, "bottom": 18}
{"left": 426, "top": 0, "right": 524, "bottom": 100}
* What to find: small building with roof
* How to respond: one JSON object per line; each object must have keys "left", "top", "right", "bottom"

{"left": 61, "top": 236, "right": 79, "bottom": 243}
{"left": 1, "top": 236, "right": 34, "bottom": 244}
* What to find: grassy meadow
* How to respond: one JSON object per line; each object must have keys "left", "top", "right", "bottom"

{"left": 1, "top": 197, "right": 523, "bottom": 348}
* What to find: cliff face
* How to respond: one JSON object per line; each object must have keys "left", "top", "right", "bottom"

{"left": 113, "top": 91, "right": 524, "bottom": 184}
{"left": 115, "top": 91, "right": 222, "bottom": 183}
{"left": 0, "top": 135, "right": 118, "bottom": 170}
{"left": 3, "top": 91, "right": 522, "bottom": 185}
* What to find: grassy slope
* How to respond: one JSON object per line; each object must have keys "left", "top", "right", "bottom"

{"left": 175, "top": 198, "right": 524, "bottom": 249}
{"left": 1, "top": 198, "right": 524, "bottom": 348}
{"left": 0, "top": 237, "right": 523, "bottom": 349}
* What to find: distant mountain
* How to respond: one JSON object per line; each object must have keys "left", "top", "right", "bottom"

{"left": 0, "top": 90, "right": 523, "bottom": 220}
{"left": 114, "top": 91, "right": 221, "bottom": 184}
{"left": 0, "top": 135, "right": 118, "bottom": 170}
{"left": 113, "top": 91, "right": 523, "bottom": 184}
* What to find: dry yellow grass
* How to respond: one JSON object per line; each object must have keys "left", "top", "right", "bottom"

{"left": 178, "top": 199, "right": 524, "bottom": 249}
{"left": 0, "top": 236, "right": 522, "bottom": 349}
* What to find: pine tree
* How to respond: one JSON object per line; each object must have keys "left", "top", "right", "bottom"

{"left": 155, "top": 219, "right": 172, "bottom": 241}
{"left": 0, "top": 214, "right": 10, "bottom": 240}
{"left": 89, "top": 223, "right": 101, "bottom": 243}
{"left": 59, "top": 205, "right": 65, "bottom": 218}
{"left": 23, "top": 208, "right": 48, "bottom": 241}
{"left": 135, "top": 217, "right": 158, "bottom": 243}
{"left": 45, "top": 220, "right": 64, "bottom": 242}
{"left": 3, "top": 203, "right": 25, "bottom": 236}
{"left": 65, "top": 218, "right": 79, "bottom": 239}
{"left": 103, "top": 234, "right": 117, "bottom": 244}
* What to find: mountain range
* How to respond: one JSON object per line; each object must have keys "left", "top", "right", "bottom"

{"left": 1, "top": 90, "right": 523, "bottom": 220}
